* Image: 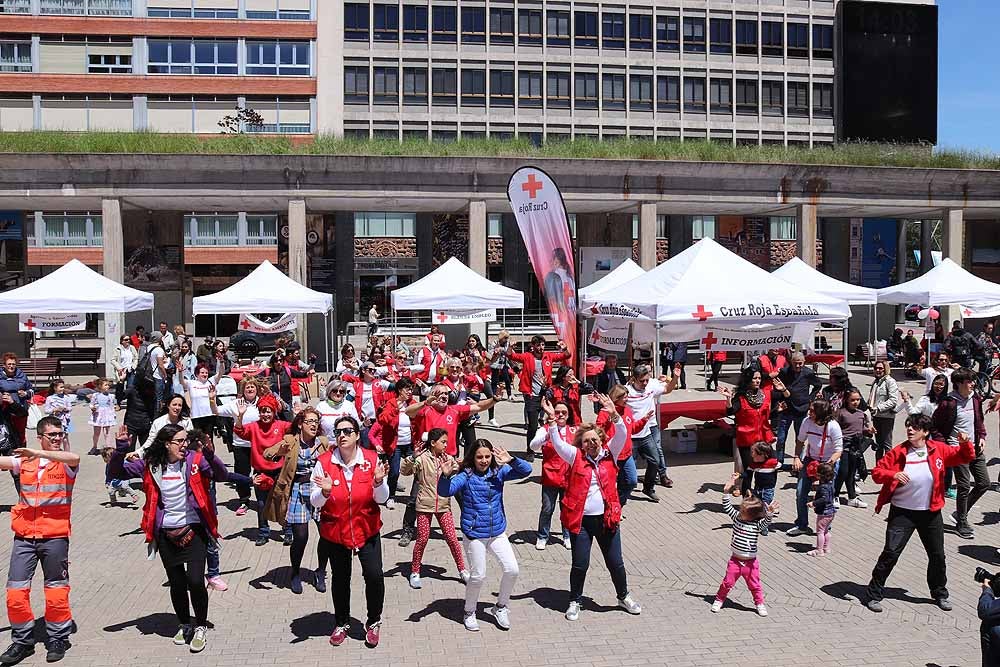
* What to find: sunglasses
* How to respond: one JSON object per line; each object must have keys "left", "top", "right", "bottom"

{"left": 330, "top": 389, "right": 346, "bottom": 395}
{"left": 42, "top": 432, "right": 66, "bottom": 440}
{"left": 334, "top": 427, "right": 357, "bottom": 437}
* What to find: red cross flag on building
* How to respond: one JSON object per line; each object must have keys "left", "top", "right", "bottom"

{"left": 507, "top": 166, "right": 577, "bottom": 369}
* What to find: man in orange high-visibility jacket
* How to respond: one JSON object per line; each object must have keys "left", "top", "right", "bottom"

{"left": 0, "top": 415, "right": 80, "bottom": 665}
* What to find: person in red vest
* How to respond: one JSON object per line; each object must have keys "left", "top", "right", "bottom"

{"left": 598, "top": 385, "right": 651, "bottom": 507}
{"left": 545, "top": 366, "right": 595, "bottom": 426}
{"left": 757, "top": 348, "right": 788, "bottom": 391}
{"left": 707, "top": 350, "right": 727, "bottom": 391}
{"left": 509, "top": 335, "right": 570, "bottom": 461}
{"left": 529, "top": 399, "right": 576, "bottom": 550}
{"left": 310, "top": 415, "right": 390, "bottom": 649}
{"left": 720, "top": 368, "right": 780, "bottom": 496}
{"left": 416, "top": 334, "right": 448, "bottom": 382}
{"left": 0, "top": 416, "right": 80, "bottom": 664}
{"left": 541, "top": 395, "right": 643, "bottom": 622}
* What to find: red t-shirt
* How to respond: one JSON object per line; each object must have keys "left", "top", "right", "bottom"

{"left": 414, "top": 404, "right": 472, "bottom": 457}
{"left": 234, "top": 420, "right": 291, "bottom": 473}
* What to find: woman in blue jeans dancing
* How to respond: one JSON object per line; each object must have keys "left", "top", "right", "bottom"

{"left": 787, "top": 398, "right": 843, "bottom": 537}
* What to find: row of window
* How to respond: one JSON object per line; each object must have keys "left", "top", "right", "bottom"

{"left": 344, "top": 4, "right": 833, "bottom": 59}
{"left": 0, "top": 0, "right": 310, "bottom": 19}
{"left": 33, "top": 212, "right": 278, "bottom": 247}
{"left": 345, "top": 67, "right": 833, "bottom": 117}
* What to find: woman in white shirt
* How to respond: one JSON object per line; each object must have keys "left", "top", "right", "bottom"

{"left": 787, "top": 399, "right": 843, "bottom": 537}
{"left": 179, "top": 362, "right": 222, "bottom": 437}
{"left": 171, "top": 340, "right": 198, "bottom": 396}
{"left": 212, "top": 377, "right": 264, "bottom": 515}
{"left": 315, "top": 380, "right": 360, "bottom": 438}
{"left": 138, "top": 394, "right": 194, "bottom": 458}
{"left": 901, "top": 374, "right": 950, "bottom": 418}
{"left": 112, "top": 335, "right": 137, "bottom": 405}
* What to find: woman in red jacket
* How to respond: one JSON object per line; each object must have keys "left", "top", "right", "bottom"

{"left": 864, "top": 413, "right": 975, "bottom": 614}
{"left": 597, "top": 385, "right": 650, "bottom": 507}
{"left": 529, "top": 398, "right": 576, "bottom": 550}
{"left": 720, "top": 368, "right": 780, "bottom": 496}
{"left": 378, "top": 377, "right": 417, "bottom": 511}
{"left": 234, "top": 393, "right": 292, "bottom": 547}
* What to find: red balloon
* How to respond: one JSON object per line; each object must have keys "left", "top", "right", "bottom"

{"left": 928, "top": 308, "right": 940, "bottom": 320}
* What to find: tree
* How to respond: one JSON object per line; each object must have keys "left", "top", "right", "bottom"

{"left": 218, "top": 106, "right": 265, "bottom": 134}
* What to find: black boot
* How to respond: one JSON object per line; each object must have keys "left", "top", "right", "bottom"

{"left": 0, "top": 643, "right": 34, "bottom": 666}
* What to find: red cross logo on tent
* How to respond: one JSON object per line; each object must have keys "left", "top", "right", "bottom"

{"left": 435, "top": 312, "right": 449, "bottom": 323}
{"left": 701, "top": 331, "right": 719, "bottom": 350}
{"left": 23, "top": 318, "right": 35, "bottom": 330}
{"left": 691, "top": 305, "right": 714, "bottom": 321}
{"left": 521, "top": 174, "right": 544, "bottom": 199}
{"left": 240, "top": 318, "right": 251, "bottom": 330}
{"left": 963, "top": 307, "right": 973, "bottom": 317}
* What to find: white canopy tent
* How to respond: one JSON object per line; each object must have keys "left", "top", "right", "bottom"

{"left": 391, "top": 257, "right": 524, "bottom": 310}
{"left": 578, "top": 258, "right": 645, "bottom": 302}
{"left": 0, "top": 259, "right": 153, "bottom": 313}
{"left": 876, "top": 258, "right": 1000, "bottom": 306}
{"left": 192, "top": 260, "right": 335, "bottom": 369}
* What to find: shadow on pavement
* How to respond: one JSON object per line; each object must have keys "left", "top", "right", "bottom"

{"left": 676, "top": 502, "right": 723, "bottom": 514}
{"left": 104, "top": 612, "right": 210, "bottom": 638}
{"left": 683, "top": 591, "right": 755, "bottom": 613}
{"left": 820, "top": 580, "right": 935, "bottom": 606}
{"left": 957, "top": 544, "right": 999, "bottom": 565}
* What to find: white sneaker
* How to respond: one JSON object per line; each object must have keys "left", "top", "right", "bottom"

{"left": 848, "top": 497, "right": 868, "bottom": 509}
{"left": 950, "top": 511, "right": 960, "bottom": 526}
{"left": 756, "top": 604, "right": 768, "bottom": 617}
{"left": 386, "top": 498, "right": 396, "bottom": 510}
{"left": 835, "top": 497, "right": 844, "bottom": 506}
{"left": 535, "top": 538, "right": 547, "bottom": 550}
{"left": 562, "top": 536, "right": 572, "bottom": 550}
{"left": 710, "top": 600, "right": 723, "bottom": 613}
{"left": 488, "top": 419, "right": 500, "bottom": 427}
{"left": 618, "top": 593, "right": 642, "bottom": 615}
{"left": 491, "top": 605, "right": 511, "bottom": 630}
{"left": 565, "top": 601, "right": 581, "bottom": 621}
{"left": 463, "top": 612, "right": 479, "bottom": 632}
{"left": 459, "top": 569, "right": 470, "bottom": 584}
{"left": 785, "top": 526, "right": 808, "bottom": 537}
{"left": 408, "top": 573, "right": 422, "bottom": 589}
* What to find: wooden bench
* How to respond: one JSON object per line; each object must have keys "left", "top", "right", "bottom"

{"left": 20, "top": 358, "right": 61, "bottom": 384}
{"left": 47, "top": 348, "right": 101, "bottom": 372}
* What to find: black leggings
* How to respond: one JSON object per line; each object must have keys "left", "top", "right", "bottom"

{"left": 165, "top": 561, "right": 208, "bottom": 627}
{"left": 289, "top": 522, "right": 330, "bottom": 576}
{"left": 709, "top": 360, "right": 723, "bottom": 388}
{"left": 232, "top": 447, "right": 251, "bottom": 500}
{"left": 835, "top": 441, "right": 861, "bottom": 499}
{"left": 319, "top": 534, "right": 384, "bottom": 627}
{"left": 736, "top": 447, "right": 753, "bottom": 496}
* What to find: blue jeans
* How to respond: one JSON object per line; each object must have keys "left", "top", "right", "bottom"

{"left": 255, "top": 474, "right": 292, "bottom": 540}
{"left": 207, "top": 480, "right": 221, "bottom": 577}
{"left": 154, "top": 377, "right": 169, "bottom": 412}
{"left": 633, "top": 430, "right": 664, "bottom": 493}
{"left": 389, "top": 442, "right": 413, "bottom": 501}
{"left": 794, "top": 460, "right": 840, "bottom": 530}
{"left": 537, "top": 485, "right": 569, "bottom": 542}
{"left": 569, "top": 515, "right": 628, "bottom": 603}
{"left": 773, "top": 411, "right": 805, "bottom": 465}
{"left": 616, "top": 455, "right": 638, "bottom": 506}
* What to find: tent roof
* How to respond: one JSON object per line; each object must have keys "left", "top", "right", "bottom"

{"left": 0, "top": 259, "right": 153, "bottom": 313}
{"left": 773, "top": 257, "right": 879, "bottom": 305}
{"left": 192, "top": 260, "right": 332, "bottom": 315}
{"left": 391, "top": 257, "right": 524, "bottom": 310}
{"left": 877, "top": 258, "right": 1000, "bottom": 306}
{"left": 578, "top": 258, "right": 645, "bottom": 302}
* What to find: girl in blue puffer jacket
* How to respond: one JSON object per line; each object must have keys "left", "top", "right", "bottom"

{"left": 438, "top": 439, "right": 531, "bottom": 633}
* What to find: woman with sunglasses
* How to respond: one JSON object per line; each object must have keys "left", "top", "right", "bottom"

{"left": 234, "top": 394, "right": 293, "bottom": 546}
{"left": 262, "top": 353, "right": 307, "bottom": 422}
{"left": 310, "top": 415, "right": 389, "bottom": 648}
{"left": 316, "top": 380, "right": 360, "bottom": 439}
{"left": 336, "top": 344, "right": 360, "bottom": 374}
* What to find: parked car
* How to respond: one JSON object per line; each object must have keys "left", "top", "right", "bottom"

{"left": 229, "top": 328, "right": 294, "bottom": 358}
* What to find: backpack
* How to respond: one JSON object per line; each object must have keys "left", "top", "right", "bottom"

{"left": 134, "top": 347, "right": 157, "bottom": 388}
{"left": 949, "top": 335, "right": 972, "bottom": 362}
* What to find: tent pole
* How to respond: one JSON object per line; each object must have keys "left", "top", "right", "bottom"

{"left": 324, "top": 311, "right": 330, "bottom": 373}
{"left": 578, "top": 314, "right": 586, "bottom": 379}
{"left": 654, "top": 323, "right": 660, "bottom": 378}
{"left": 521, "top": 308, "right": 525, "bottom": 351}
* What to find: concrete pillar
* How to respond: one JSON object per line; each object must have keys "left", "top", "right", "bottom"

{"left": 467, "top": 200, "right": 488, "bottom": 341}
{"left": 315, "top": 0, "right": 343, "bottom": 136}
{"left": 101, "top": 199, "right": 125, "bottom": 379}
{"left": 919, "top": 219, "right": 934, "bottom": 274}
{"left": 288, "top": 200, "right": 309, "bottom": 350}
{"left": 638, "top": 202, "right": 657, "bottom": 270}
{"left": 942, "top": 208, "right": 965, "bottom": 325}
{"left": 796, "top": 203, "right": 818, "bottom": 267}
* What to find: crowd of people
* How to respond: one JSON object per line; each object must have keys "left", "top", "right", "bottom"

{"left": 0, "top": 318, "right": 998, "bottom": 663}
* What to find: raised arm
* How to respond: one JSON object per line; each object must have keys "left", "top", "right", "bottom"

{"left": 529, "top": 426, "right": 549, "bottom": 453}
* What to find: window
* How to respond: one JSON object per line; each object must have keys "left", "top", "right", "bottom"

{"left": 710, "top": 77, "right": 731, "bottom": 113}
{"left": 709, "top": 18, "right": 731, "bottom": 54}
{"left": 373, "top": 66, "right": 398, "bottom": 104}
{"left": 813, "top": 82, "right": 833, "bottom": 118}
{"left": 574, "top": 11, "right": 598, "bottom": 48}
{"left": 762, "top": 80, "right": 783, "bottom": 115}
{"left": 432, "top": 129, "right": 456, "bottom": 142}
{"left": 761, "top": 21, "right": 782, "bottom": 56}
{"left": 354, "top": 212, "right": 416, "bottom": 237}
{"left": 574, "top": 71, "right": 598, "bottom": 109}
{"left": 518, "top": 9, "right": 542, "bottom": 45}
{"left": 547, "top": 10, "right": 570, "bottom": 46}
{"left": 246, "top": 41, "right": 310, "bottom": 76}
{"left": 403, "top": 5, "right": 428, "bottom": 42}
{"left": 691, "top": 215, "right": 715, "bottom": 240}
{"left": 602, "top": 73, "right": 625, "bottom": 110}
{"left": 403, "top": 67, "right": 427, "bottom": 104}
{"left": 185, "top": 214, "right": 238, "bottom": 246}
{"left": 489, "top": 69, "right": 514, "bottom": 106}
{"left": 602, "top": 12, "right": 625, "bottom": 50}
{"left": 656, "top": 75, "right": 679, "bottom": 111}
{"left": 736, "top": 79, "right": 757, "bottom": 114}
{"left": 629, "top": 14, "right": 652, "bottom": 51}
{"left": 344, "top": 66, "right": 369, "bottom": 103}
{"left": 41, "top": 0, "right": 130, "bottom": 15}
{"left": 787, "top": 81, "right": 808, "bottom": 116}
{"left": 547, "top": 70, "right": 570, "bottom": 108}
{"left": 518, "top": 70, "right": 542, "bottom": 108}
{"left": 735, "top": 19, "right": 757, "bottom": 55}
{"left": 683, "top": 76, "right": 705, "bottom": 112}
{"left": 461, "top": 7, "right": 486, "bottom": 44}
{"left": 88, "top": 53, "right": 131, "bottom": 74}
{"left": 461, "top": 68, "right": 485, "bottom": 105}
{"left": 656, "top": 15, "right": 679, "bottom": 51}
{"left": 489, "top": 7, "right": 514, "bottom": 44}
{"left": 630, "top": 74, "right": 653, "bottom": 111}
{"left": 148, "top": 39, "right": 237, "bottom": 75}
{"left": 43, "top": 213, "right": 102, "bottom": 247}
{"left": 769, "top": 216, "right": 796, "bottom": 241}
{"left": 148, "top": 6, "right": 236, "bottom": 18}
{"left": 487, "top": 213, "right": 502, "bottom": 238}
{"left": 432, "top": 6, "right": 457, "bottom": 43}
{"left": 345, "top": 3, "right": 369, "bottom": 41}
{"left": 682, "top": 17, "right": 705, "bottom": 53}
{"left": 432, "top": 67, "right": 456, "bottom": 105}
{"left": 787, "top": 23, "right": 808, "bottom": 58}
{"left": 813, "top": 24, "right": 832, "bottom": 59}
{"left": 0, "top": 41, "right": 32, "bottom": 72}
{"left": 373, "top": 4, "right": 399, "bottom": 41}
{"left": 0, "top": 0, "right": 31, "bottom": 13}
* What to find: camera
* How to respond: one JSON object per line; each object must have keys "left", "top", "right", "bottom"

{"left": 975, "top": 567, "right": 1000, "bottom": 596}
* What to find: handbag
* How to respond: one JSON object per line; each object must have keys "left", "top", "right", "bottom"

{"left": 163, "top": 525, "right": 195, "bottom": 549}
{"left": 805, "top": 424, "right": 828, "bottom": 480}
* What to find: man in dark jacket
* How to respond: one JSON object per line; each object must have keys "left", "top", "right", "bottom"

{"left": 979, "top": 577, "right": 1000, "bottom": 667}
{"left": 595, "top": 354, "right": 627, "bottom": 394}
{"left": 945, "top": 323, "right": 984, "bottom": 369}
{"left": 773, "top": 351, "right": 823, "bottom": 467}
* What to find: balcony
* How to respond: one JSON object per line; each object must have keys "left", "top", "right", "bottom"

{"left": 184, "top": 213, "right": 277, "bottom": 246}
{"left": 34, "top": 214, "right": 103, "bottom": 247}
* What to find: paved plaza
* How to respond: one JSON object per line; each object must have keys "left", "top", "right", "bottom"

{"left": 0, "top": 365, "right": 993, "bottom": 667}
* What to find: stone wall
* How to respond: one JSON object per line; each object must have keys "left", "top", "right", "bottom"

{"left": 488, "top": 238, "right": 503, "bottom": 266}
{"left": 629, "top": 239, "right": 669, "bottom": 264}
{"left": 770, "top": 240, "right": 824, "bottom": 270}
{"left": 353, "top": 237, "right": 418, "bottom": 258}
{"left": 432, "top": 214, "right": 469, "bottom": 267}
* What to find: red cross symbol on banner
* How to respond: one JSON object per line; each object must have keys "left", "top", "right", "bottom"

{"left": 240, "top": 318, "right": 251, "bottom": 329}
{"left": 435, "top": 312, "right": 449, "bottom": 323}
{"left": 590, "top": 328, "right": 602, "bottom": 344}
{"left": 963, "top": 307, "right": 973, "bottom": 317}
{"left": 521, "top": 174, "right": 544, "bottom": 199}
{"left": 23, "top": 318, "right": 35, "bottom": 330}
{"left": 691, "top": 305, "right": 714, "bottom": 321}
{"left": 701, "top": 331, "right": 719, "bottom": 350}
{"left": 589, "top": 304, "right": 600, "bottom": 315}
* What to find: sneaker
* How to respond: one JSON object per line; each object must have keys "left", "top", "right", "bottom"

{"left": 958, "top": 523, "right": 975, "bottom": 540}
{"left": 329, "top": 624, "right": 350, "bottom": 646}
{"left": 125, "top": 488, "right": 139, "bottom": 503}
{"left": 945, "top": 487, "right": 957, "bottom": 500}
{"left": 524, "top": 450, "right": 535, "bottom": 463}
{"left": 936, "top": 597, "right": 953, "bottom": 612}
{"left": 189, "top": 627, "right": 207, "bottom": 654}
{"left": 642, "top": 489, "right": 660, "bottom": 503}
{"left": 710, "top": 600, "right": 723, "bottom": 613}
{"left": 662, "top": 477, "right": 674, "bottom": 488}
{"left": 364, "top": 621, "right": 382, "bottom": 648}
{"left": 254, "top": 533, "right": 269, "bottom": 547}
{"left": 658, "top": 471, "right": 670, "bottom": 487}
{"left": 314, "top": 569, "right": 327, "bottom": 593}
{"left": 398, "top": 529, "right": 414, "bottom": 548}
{"left": 107, "top": 488, "right": 116, "bottom": 504}
{"left": 805, "top": 549, "right": 824, "bottom": 557}
{"left": 172, "top": 625, "right": 190, "bottom": 646}
{"left": 463, "top": 612, "right": 480, "bottom": 632}
{"left": 235, "top": 504, "right": 248, "bottom": 517}
{"left": 760, "top": 525, "right": 769, "bottom": 537}
{"left": 488, "top": 418, "right": 500, "bottom": 428}
{"left": 618, "top": 593, "right": 642, "bottom": 615}
{"left": 565, "top": 601, "right": 581, "bottom": 621}
{"left": 865, "top": 599, "right": 883, "bottom": 613}
{"left": 44, "top": 639, "right": 69, "bottom": 663}
{"left": 756, "top": 604, "right": 768, "bottom": 617}
{"left": 290, "top": 575, "right": 303, "bottom": 594}
{"left": 408, "top": 573, "right": 422, "bottom": 589}
{"left": 785, "top": 526, "right": 809, "bottom": 537}
{"left": 848, "top": 498, "right": 868, "bottom": 509}
{"left": 490, "top": 605, "right": 510, "bottom": 630}
{"left": 535, "top": 538, "right": 547, "bottom": 551}
{"left": 206, "top": 575, "right": 228, "bottom": 592}
{"left": 563, "top": 536, "right": 572, "bottom": 550}
{"left": 0, "top": 643, "right": 33, "bottom": 665}
{"left": 385, "top": 498, "right": 396, "bottom": 510}
{"left": 835, "top": 497, "right": 844, "bottom": 506}
{"left": 459, "top": 569, "right": 470, "bottom": 584}
{"left": 950, "top": 511, "right": 960, "bottom": 526}
{"left": 87, "top": 447, "right": 99, "bottom": 456}
{"left": 283, "top": 532, "right": 293, "bottom": 547}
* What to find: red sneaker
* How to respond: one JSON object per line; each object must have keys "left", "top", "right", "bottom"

{"left": 328, "top": 625, "right": 349, "bottom": 647}
{"left": 364, "top": 621, "right": 382, "bottom": 648}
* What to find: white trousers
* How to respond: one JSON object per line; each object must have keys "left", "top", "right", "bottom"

{"left": 463, "top": 533, "right": 519, "bottom": 614}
